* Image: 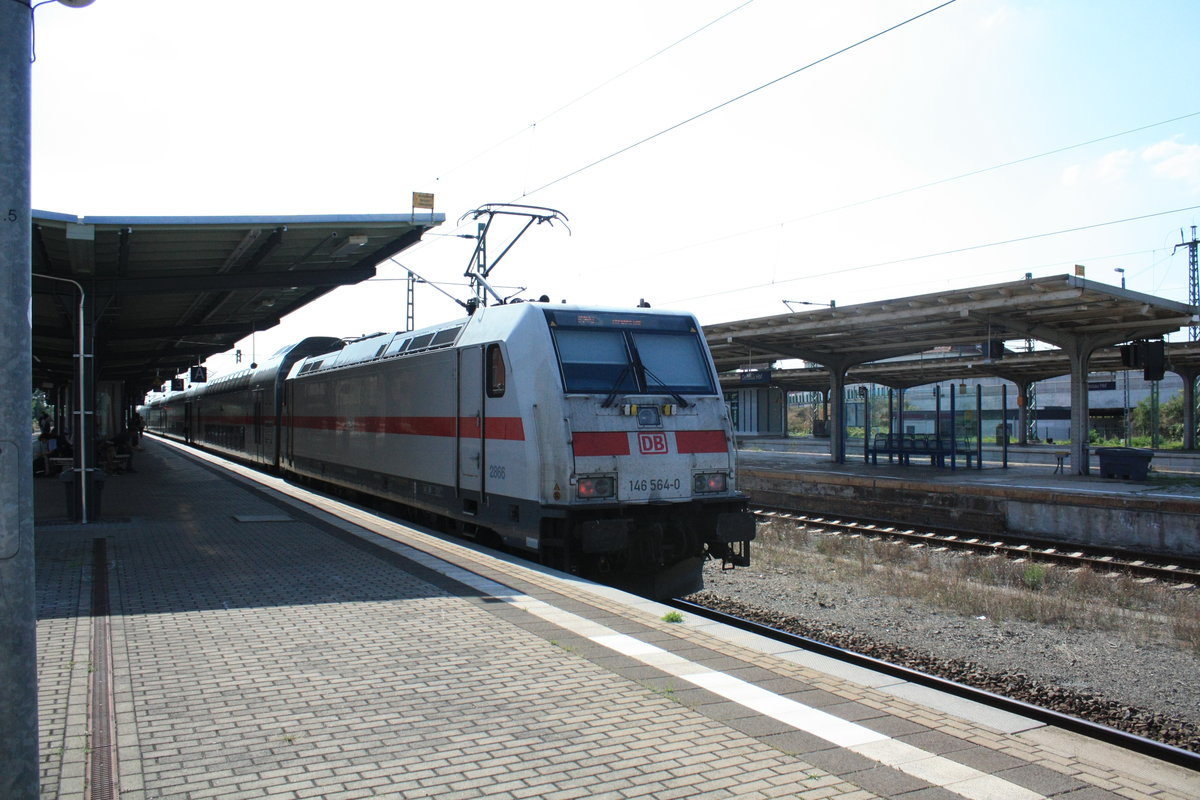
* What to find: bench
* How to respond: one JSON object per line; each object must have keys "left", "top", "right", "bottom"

{"left": 871, "top": 433, "right": 974, "bottom": 468}
{"left": 932, "top": 436, "right": 974, "bottom": 468}
{"left": 871, "top": 432, "right": 911, "bottom": 465}
{"left": 42, "top": 456, "right": 74, "bottom": 476}
{"left": 45, "top": 454, "right": 131, "bottom": 474}
{"left": 106, "top": 453, "right": 132, "bottom": 473}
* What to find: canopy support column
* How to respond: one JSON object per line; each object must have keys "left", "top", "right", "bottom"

{"left": 1173, "top": 366, "right": 1199, "bottom": 451}
{"left": 1064, "top": 336, "right": 1107, "bottom": 475}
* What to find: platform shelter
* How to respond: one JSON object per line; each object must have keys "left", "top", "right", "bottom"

{"left": 705, "top": 275, "right": 1198, "bottom": 475}
{"left": 32, "top": 210, "right": 444, "bottom": 521}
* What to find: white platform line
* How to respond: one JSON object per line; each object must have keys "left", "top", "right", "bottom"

{"left": 519, "top": 606, "right": 1046, "bottom": 800}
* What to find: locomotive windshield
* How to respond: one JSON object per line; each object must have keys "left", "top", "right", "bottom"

{"left": 545, "top": 309, "right": 716, "bottom": 395}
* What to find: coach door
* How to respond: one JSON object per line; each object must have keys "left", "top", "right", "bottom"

{"left": 251, "top": 388, "right": 265, "bottom": 463}
{"left": 457, "top": 345, "right": 484, "bottom": 501}
{"left": 282, "top": 382, "right": 295, "bottom": 468}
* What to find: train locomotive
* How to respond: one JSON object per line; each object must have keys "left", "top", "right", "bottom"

{"left": 144, "top": 301, "right": 755, "bottom": 598}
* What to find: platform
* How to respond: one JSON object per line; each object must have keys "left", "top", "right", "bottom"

{"left": 738, "top": 439, "right": 1200, "bottom": 560}
{"left": 34, "top": 438, "right": 1199, "bottom": 799}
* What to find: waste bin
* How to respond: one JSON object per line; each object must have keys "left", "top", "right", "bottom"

{"left": 60, "top": 470, "right": 105, "bottom": 521}
{"left": 1094, "top": 447, "right": 1153, "bottom": 480}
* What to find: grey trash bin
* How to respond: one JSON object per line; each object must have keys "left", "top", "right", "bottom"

{"left": 60, "top": 470, "right": 105, "bottom": 521}
{"left": 1095, "top": 447, "right": 1153, "bottom": 480}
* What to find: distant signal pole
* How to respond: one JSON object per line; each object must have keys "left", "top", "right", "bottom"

{"left": 1177, "top": 226, "right": 1200, "bottom": 341}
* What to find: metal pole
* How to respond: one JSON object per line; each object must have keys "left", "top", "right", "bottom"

{"left": 889, "top": 388, "right": 896, "bottom": 464}
{"left": 861, "top": 386, "right": 870, "bottom": 463}
{"left": 949, "top": 385, "right": 957, "bottom": 471}
{"left": 1001, "top": 384, "right": 1009, "bottom": 468}
{"left": 32, "top": 273, "right": 88, "bottom": 521}
{"left": 975, "top": 383, "right": 983, "bottom": 470}
{"left": 1117, "top": 269, "right": 1131, "bottom": 446}
{"left": 1151, "top": 380, "right": 1161, "bottom": 449}
{"left": 933, "top": 385, "right": 941, "bottom": 440}
{"left": 1124, "top": 370, "right": 1131, "bottom": 447}
{"left": 1, "top": 1, "right": 40, "bottom": 795}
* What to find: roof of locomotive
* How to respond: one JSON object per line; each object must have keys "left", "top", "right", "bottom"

{"left": 285, "top": 301, "right": 703, "bottom": 379}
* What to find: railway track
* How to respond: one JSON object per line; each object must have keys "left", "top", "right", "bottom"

{"left": 668, "top": 596, "right": 1200, "bottom": 771}
{"left": 751, "top": 505, "right": 1200, "bottom": 589}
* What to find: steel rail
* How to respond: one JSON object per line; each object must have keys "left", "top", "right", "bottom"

{"left": 668, "top": 597, "right": 1200, "bottom": 772}
{"left": 752, "top": 506, "right": 1200, "bottom": 588}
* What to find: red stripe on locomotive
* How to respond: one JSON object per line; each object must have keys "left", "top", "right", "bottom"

{"left": 673, "top": 430, "right": 728, "bottom": 453}
{"left": 572, "top": 431, "right": 630, "bottom": 456}
{"left": 290, "top": 415, "right": 524, "bottom": 440}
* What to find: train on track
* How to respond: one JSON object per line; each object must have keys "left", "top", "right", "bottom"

{"left": 143, "top": 301, "right": 755, "bottom": 598}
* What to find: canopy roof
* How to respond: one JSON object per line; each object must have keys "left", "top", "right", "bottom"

{"left": 722, "top": 341, "right": 1200, "bottom": 394}
{"left": 705, "top": 274, "right": 1196, "bottom": 375}
{"left": 32, "top": 210, "right": 443, "bottom": 395}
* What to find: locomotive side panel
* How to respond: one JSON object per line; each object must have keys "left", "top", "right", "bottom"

{"left": 474, "top": 339, "right": 565, "bottom": 550}
{"left": 458, "top": 307, "right": 568, "bottom": 512}
{"left": 287, "top": 350, "right": 460, "bottom": 502}
{"left": 284, "top": 314, "right": 555, "bottom": 549}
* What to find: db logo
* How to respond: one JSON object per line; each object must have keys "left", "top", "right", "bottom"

{"left": 638, "top": 432, "right": 669, "bottom": 455}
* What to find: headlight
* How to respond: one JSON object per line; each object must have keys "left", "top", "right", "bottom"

{"left": 576, "top": 476, "right": 616, "bottom": 499}
{"left": 693, "top": 472, "right": 728, "bottom": 493}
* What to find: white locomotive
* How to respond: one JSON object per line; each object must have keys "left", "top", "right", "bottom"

{"left": 145, "top": 301, "right": 754, "bottom": 598}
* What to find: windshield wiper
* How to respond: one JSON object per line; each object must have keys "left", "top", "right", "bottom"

{"left": 601, "top": 364, "right": 633, "bottom": 408}
{"left": 641, "top": 365, "right": 690, "bottom": 409}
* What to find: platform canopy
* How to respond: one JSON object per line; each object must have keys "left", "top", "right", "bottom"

{"left": 705, "top": 274, "right": 1194, "bottom": 374}
{"left": 705, "top": 275, "right": 1199, "bottom": 471}
{"left": 723, "top": 342, "right": 1200, "bottom": 393}
{"left": 32, "top": 211, "right": 443, "bottom": 396}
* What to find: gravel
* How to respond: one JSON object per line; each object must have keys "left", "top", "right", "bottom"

{"left": 688, "top": 535, "right": 1200, "bottom": 753}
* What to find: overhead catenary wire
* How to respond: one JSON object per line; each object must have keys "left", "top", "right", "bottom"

{"left": 668, "top": 203, "right": 1200, "bottom": 306}
{"left": 396, "top": 0, "right": 960, "bottom": 263}
{"left": 425, "top": 0, "right": 757, "bottom": 188}
{"left": 817, "top": 246, "right": 1177, "bottom": 309}
{"left": 415, "top": 96, "right": 1200, "bottom": 286}
{"left": 386, "top": 4, "right": 1194, "bottom": 324}
{"left": 620, "top": 109, "right": 1200, "bottom": 268}
{"left": 520, "top": 0, "right": 959, "bottom": 198}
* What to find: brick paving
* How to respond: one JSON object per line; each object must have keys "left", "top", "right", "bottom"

{"left": 35, "top": 445, "right": 868, "bottom": 799}
{"left": 32, "top": 439, "right": 1200, "bottom": 799}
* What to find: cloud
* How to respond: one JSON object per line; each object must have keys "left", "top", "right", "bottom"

{"left": 1061, "top": 137, "right": 1200, "bottom": 191}
{"left": 1143, "top": 136, "right": 1200, "bottom": 189}
{"left": 981, "top": 6, "right": 1014, "bottom": 29}
{"left": 1097, "top": 149, "right": 1136, "bottom": 182}
{"left": 1059, "top": 149, "right": 1134, "bottom": 187}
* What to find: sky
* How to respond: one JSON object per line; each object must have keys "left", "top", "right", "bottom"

{"left": 29, "top": 0, "right": 1200, "bottom": 378}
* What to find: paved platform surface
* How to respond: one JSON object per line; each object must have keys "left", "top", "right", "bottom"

{"left": 34, "top": 438, "right": 1200, "bottom": 799}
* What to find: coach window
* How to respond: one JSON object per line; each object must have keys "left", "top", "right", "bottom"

{"left": 486, "top": 343, "right": 506, "bottom": 397}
